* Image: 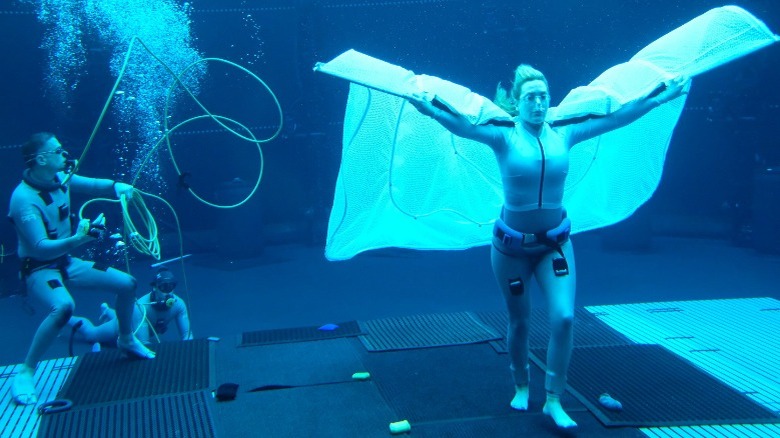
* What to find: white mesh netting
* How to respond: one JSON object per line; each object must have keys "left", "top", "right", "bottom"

{"left": 316, "top": 5, "right": 778, "bottom": 260}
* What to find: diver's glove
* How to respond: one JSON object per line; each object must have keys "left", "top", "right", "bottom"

{"left": 74, "top": 215, "right": 103, "bottom": 242}
{"left": 87, "top": 213, "right": 107, "bottom": 239}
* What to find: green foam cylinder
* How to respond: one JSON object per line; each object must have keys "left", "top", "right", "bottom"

{"left": 389, "top": 420, "right": 411, "bottom": 434}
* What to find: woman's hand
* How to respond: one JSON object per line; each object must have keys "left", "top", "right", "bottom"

{"left": 654, "top": 76, "right": 690, "bottom": 105}
{"left": 406, "top": 92, "right": 438, "bottom": 117}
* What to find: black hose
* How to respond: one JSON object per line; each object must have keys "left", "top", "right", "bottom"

{"left": 69, "top": 320, "right": 84, "bottom": 357}
{"left": 38, "top": 399, "right": 74, "bottom": 414}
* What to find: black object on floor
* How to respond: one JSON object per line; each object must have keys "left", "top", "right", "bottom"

{"left": 358, "top": 312, "right": 501, "bottom": 351}
{"left": 529, "top": 344, "right": 780, "bottom": 427}
{"left": 476, "top": 308, "right": 634, "bottom": 353}
{"left": 239, "top": 320, "right": 363, "bottom": 347}
{"left": 38, "top": 391, "right": 216, "bottom": 438}
{"left": 58, "top": 339, "right": 212, "bottom": 406}
{"left": 216, "top": 383, "right": 239, "bottom": 401}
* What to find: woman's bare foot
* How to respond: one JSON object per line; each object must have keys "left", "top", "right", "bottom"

{"left": 510, "top": 385, "right": 529, "bottom": 411}
{"left": 543, "top": 394, "right": 577, "bottom": 429}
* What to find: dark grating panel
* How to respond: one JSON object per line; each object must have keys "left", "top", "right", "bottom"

{"left": 59, "top": 339, "right": 211, "bottom": 406}
{"left": 239, "top": 320, "right": 363, "bottom": 347}
{"left": 358, "top": 312, "right": 501, "bottom": 351}
{"left": 476, "top": 310, "right": 512, "bottom": 354}
{"left": 476, "top": 307, "right": 634, "bottom": 353}
{"left": 37, "top": 391, "right": 215, "bottom": 438}
{"left": 529, "top": 344, "right": 780, "bottom": 427}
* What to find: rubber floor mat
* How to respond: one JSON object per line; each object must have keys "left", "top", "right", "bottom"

{"left": 38, "top": 391, "right": 215, "bottom": 438}
{"left": 239, "top": 320, "right": 363, "bottom": 347}
{"left": 475, "top": 307, "right": 634, "bottom": 353}
{"left": 59, "top": 339, "right": 211, "bottom": 406}
{"left": 529, "top": 344, "right": 780, "bottom": 427}
{"left": 358, "top": 312, "right": 500, "bottom": 351}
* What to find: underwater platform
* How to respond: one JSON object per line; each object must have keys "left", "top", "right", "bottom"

{"left": 1, "top": 296, "right": 779, "bottom": 438}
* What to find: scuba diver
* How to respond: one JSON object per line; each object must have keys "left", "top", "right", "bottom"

{"left": 67, "top": 267, "right": 193, "bottom": 347}
{"left": 7, "top": 132, "right": 156, "bottom": 406}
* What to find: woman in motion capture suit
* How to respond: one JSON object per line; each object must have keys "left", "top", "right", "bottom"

{"left": 407, "top": 66, "right": 688, "bottom": 429}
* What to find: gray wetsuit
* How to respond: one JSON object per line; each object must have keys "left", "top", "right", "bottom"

{"left": 8, "top": 171, "right": 137, "bottom": 367}
{"left": 435, "top": 115, "right": 596, "bottom": 396}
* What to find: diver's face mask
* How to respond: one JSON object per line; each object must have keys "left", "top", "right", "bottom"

{"left": 156, "top": 281, "right": 176, "bottom": 293}
{"left": 28, "top": 145, "right": 72, "bottom": 171}
{"left": 37, "top": 146, "right": 67, "bottom": 157}
{"left": 152, "top": 282, "right": 176, "bottom": 311}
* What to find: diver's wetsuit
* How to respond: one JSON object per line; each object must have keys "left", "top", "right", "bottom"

{"left": 68, "top": 291, "right": 192, "bottom": 345}
{"left": 132, "top": 292, "right": 192, "bottom": 344}
{"left": 433, "top": 114, "right": 595, "bottom": 397}
{"left": 8, "top": 171, "right": 137, "bottom": 368}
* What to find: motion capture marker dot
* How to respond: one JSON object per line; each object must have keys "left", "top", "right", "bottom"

{"left": 351, "top": 372, "right": 371, "bottom": 381}
{"left": 318, "top": 323, "right": 339, "bottom": 331}
{"left": 389, "top": 420, "right": 411, "bottom": 434}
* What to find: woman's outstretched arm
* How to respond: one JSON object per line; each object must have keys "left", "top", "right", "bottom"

{"left": 406, "top": 93, "right": 504, "bottom": 151}
{"left": 567, "top": 76, "right": 690, "bottom": 146}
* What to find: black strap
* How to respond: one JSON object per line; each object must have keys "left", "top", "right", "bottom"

{"left": 20, "top": 255, "right": 70, "bottom": 280}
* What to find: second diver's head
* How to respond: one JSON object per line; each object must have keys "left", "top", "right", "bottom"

{"left": 152, "top": 268, "right": 177, "bottom": 293}
{"left": 150, "top": 267, "right": 177, "bottom": 310}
